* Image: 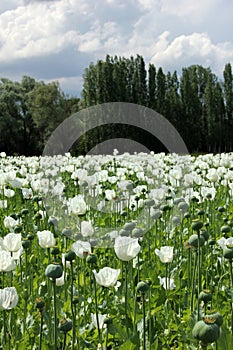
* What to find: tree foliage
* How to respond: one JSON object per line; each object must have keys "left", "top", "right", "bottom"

{"left": 1, "top": 57, "right": 233, "bottom": 155}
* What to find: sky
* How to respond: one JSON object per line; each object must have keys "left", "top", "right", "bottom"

{"left": 0, "top": 0, "right": 233, "bottom": 97}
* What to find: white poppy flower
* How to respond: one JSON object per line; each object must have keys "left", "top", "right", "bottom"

{"left": 158, "top": 277, "right": 176, "bottom": 290}
{"left": 91, "top": 313, "right": 107, "bottom": 329}
{"left": 37, "top": 230, "right": 56, "bottom": 248}
{"left": 93, "top": 267, "right": 121, "bottom": 287}
{"left": 0, "top": 287, "right": 19, "bottom": 310}
{"left": 155, "top": 246, "right": 174, "bottom": 263}
{"left": 114, "top": 236, "right": 140, "bottom": 261}
{"left": 0, "top": 251, "right": 16, "bottom": 272}
{"left": 71, "top": 240, "right": 91, "bottom": 258}
{"left": 68, "top": 195, "right": 87, "bottom": 215}
{"left": 3, "top": 233, "right": 22, "bottom": 252}
{"left": 3, "top": 216, "right": 19, "bottom": 230}
{"left": 81, "top": 220, "right": 94, "bottom": 237}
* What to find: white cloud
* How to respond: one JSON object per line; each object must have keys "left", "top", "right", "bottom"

{"left": 151, "top": 32, "right": 233, "bottom": 75}
{"left": 0, "top": 0, "right": 232, "bottom": 96}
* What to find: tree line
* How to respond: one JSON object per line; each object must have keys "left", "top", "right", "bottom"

{"left": 1, "top": 55, "right": 233, "bottom": 155}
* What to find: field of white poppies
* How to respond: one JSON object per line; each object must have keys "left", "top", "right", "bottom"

{"left": 1, "top": 151, "right": 233, "bottom": 349}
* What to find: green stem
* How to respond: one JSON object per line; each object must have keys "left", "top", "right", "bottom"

{"left": 191, "top": 251, "right": 197, "bottom": 313}
{"left": 124, "top": 262, "right": 129, "bottom": 337}
{"left": 53, "top": 279, "right": 57, "bottom": 350}
{"left": 142, "top": 293, "right": 146, "bottom": 350}
{"left": 39, "top": 313, "right": 43, "bottom": 350}
{"left": 148, "top": 287, "right": 152, "bottom": 350}
{"left": 3, "top": 309, "right": 7, "bottom": 346}
{"left": 197, "top": 232, "right": 201, "bottom": 321}
{"left": 70, "top": 262, "right": 76, "bottom": 350}
{"left": 133, "top": 293, "right": 137, "bottom": 335}
{"left": 229, "top": 260, "right": 233, "bottom": 334}
{"left": 93, "top": 272, "right": 101, "bottom": 344}
{"left": 62, "top": 332, "right": 67, "bottom": 350}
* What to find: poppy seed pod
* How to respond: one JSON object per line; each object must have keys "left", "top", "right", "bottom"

{"left": 45, "top": 264, "right": 63, "bottom": 279}
{"left": 211, "top": 312, "right": 223, "bottom": 327}
{"left": 36, "top": 298, "right": 46, "bottom": 312}
{"left": 198, "top": 290, "right": 212, "bottom": 303}
{"left": 192, "top": 320, "right": 220, "bottom": 344}
{"left": 22, "top": 240, "right": 30, "bottom": 249}
{"left": 59, "top": 318, "right": 72, "bottom": 333}
{"left": 145, "top": 199, "right": 155, "bottom": 208}
{"left": 132, "top": 227, "right": 144, "bottom": 238}
{"left": 136, "top": 281, "right": 149, "bottom": 293}
{"left": 188, "top": 234, "right": 205, "bottom": 248}
{"left": 123, "top": 221, "right": 137, "bottom": 232}
{"left": 192, "top": 220, "right": 203, "bottom": 231}
{"left": 223, "top": 246, "right": 233, "bottom": 260}
{"left": 64, "top": 250, "right": 76, "bottom": 262}
{"left": 86, "top": 254, "right": 98, "bottom": 265}
{"left": 221, "top": 225, "right": 231, "bottom": 234}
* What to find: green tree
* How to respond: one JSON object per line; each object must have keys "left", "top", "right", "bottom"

{"left": 223, "top": 63, "right": 233, "bottom": 150}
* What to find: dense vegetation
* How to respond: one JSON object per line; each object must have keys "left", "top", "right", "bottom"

{"left": 1, "top": 56, "right": 233, "bottom": 155}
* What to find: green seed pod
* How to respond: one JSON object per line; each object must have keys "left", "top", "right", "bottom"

{"left": 64, "top": 250, "right": 76, "bottom": 262}
{"left": 34, "top": 212, "right": 42, "bottom": 220}
{"left": 36, "top": 298, "right": 46, "bottom": 311}
{"left": 199, "top": 290, "right": 212, "bottom": 303}
{"left": 22, "top": 240, "right": 31, "bottom": 249}
{"left": 136, "top": 281, "right": 149, "bottom": 293}
{"left": 119, "top": 229, "right": 129, "bottom": 237}
{"left": 27, "top": 233, "right": 34, "bottom": 241}
{"left": 188, "top": 234, "right": 205, "bottom": 248}
{"left": 211, "top": 312, "right": 223, "bottom": 327}
{"left": 151, "top": 210, "right": 162, "bottom": 220}
{"left": 208, "top": 239, "right": 216, "bottom": 246}
{"left": 221, "top": 225, "right": 231, "bottom": 233}
{"left": 161, "top": 204, "right": 171, "bottom": 212}
{"left": 62, "top": 228, "right": 73, "bottom": 237}
{"left": 145, "top": 199, "right": 155, "bottom": 208}
{"left": 59, "top": 318, "right": 72, "bottom": 333}
{"left": 218, "top": 206, "right": 225, "bottom": 213}
{"left": 14, "top": 225, "right": 22, "bottom": 233}
{"left": 192, "top": 220, "right": 203, "bottom": 231}
{"left": 123, "top": 221, "right": 137, "bottom": 232}
{"left": 132, "top": 227, "right": 144, "bottom": 238}
{"left": 45, "top": 264, "right": 63, "bottom": 279}
{"left": 192, "top": 320, "right": 220, "bottom": 344}
{"left": 200, "top": 230, "right": 209, "bottom": 241}
{"left": 223, "top": 247, "right": 233, "bottom": 260}
{"left": 51, "top": 247, "right": 60, "bottom": 256}
{"left": 21, "top": 208, "right": 29, "bottom": 215}
{"left": 86, "top": 254, "right": 98, "bottom": 265}
{"left": 10, "top": 213, "right": 18, "bottom": 220}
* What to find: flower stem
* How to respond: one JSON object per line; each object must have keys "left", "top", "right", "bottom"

{"left": 229, "top": 260, "right": 233, "bottom": 333}
{"left": 39, "top": 312, "right": 43, "bottom": 350}
{"left": 191, "top": 251, "right": 197, "bottom": 313}
{"left": 70, "top": 261, "right": 76, "bottom": 350}
{"left": 142, "top": 293, "right": 146, "bottom": 350}
{"left": 52, "top": 279, "right": 58, "bottom": 350}
{"left": 93, "top": 271, "right": 101, "bottom": 344}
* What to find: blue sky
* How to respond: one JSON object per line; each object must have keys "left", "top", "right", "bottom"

{"left": 0, "top": 0, "right": 233, "bottom": 97}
